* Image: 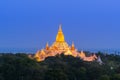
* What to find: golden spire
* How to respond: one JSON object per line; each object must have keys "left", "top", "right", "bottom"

{"left": 72, "top": 41, "right": 75, "bottom": 47}
{"left": 71, "top": 41, "right": 75, "bottom": 50}
{"left": 58, "top": 24, "right": 62, "bottom": 32}
{"left": 56, "top": 24, "right": 65, "bottom": 42}
{"left": 45, "top": 42, "right": 49, "bottom": 50}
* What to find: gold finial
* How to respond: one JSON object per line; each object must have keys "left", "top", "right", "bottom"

{"left": 46, "top": 42, "right": 49, "bottom": 47}
{"left": 71, "top": 41, "right": 75, "bottom": 50}
{"left": 72, "top": 41, "right": 74, "bottom": 47}
{"left": 45, "top": 42, "right": 49, "bottom": 50}
{"left": 58, "top": 24, "right": 62, "bottom": 32}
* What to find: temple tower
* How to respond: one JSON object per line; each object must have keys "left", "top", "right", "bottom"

{"left": 45, "top": 42, "right": 49, "bottom": 50}
{"left": 56, "top": 24, "right": 65, "bottom": 42}
{"left": 71, "top": 42, "right": 75, "bottom": 51}
{"left": 50, "top": 24, "right": 69, "bottom": 52}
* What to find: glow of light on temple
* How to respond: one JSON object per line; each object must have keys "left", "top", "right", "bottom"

{"left": 34, "top": 24, "right": 97, "bottom": 62}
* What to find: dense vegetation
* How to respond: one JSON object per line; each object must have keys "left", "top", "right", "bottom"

{"left": 0, "top": 52, "right": 120, "bottom": 80}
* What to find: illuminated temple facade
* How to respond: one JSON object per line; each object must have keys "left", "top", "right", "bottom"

{"left": 34, "top": 25, "right": 97, "bottom": 62}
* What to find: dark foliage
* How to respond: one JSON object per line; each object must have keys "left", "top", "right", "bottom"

{"left": 0, "top": 53, "right": 120, "bottom": 80}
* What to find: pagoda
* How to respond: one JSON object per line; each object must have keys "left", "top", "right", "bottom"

{"left": 34, "top": 24, "right": 97, "bottom": 62}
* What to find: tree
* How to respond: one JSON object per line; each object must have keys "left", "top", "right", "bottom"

{"left": 99, "top": 75, "right": 110, "bottom": 80}
{"left": 45, "top": 69, "right": 68, "bottom": 80}
{"left": 112, "top": 74, "right": 120, "bottom": 80}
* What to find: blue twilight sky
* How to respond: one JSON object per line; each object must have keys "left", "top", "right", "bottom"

{"left": 0, "top": 0, "right": 120, "bottom": 50}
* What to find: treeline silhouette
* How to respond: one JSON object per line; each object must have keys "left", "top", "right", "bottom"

{"left": 0, "top": 52, "right": 120, "bottom": 80}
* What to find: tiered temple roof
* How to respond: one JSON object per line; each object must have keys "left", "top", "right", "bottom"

{"left": 34, "top": 24, "right": 97, "bottom": 62}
